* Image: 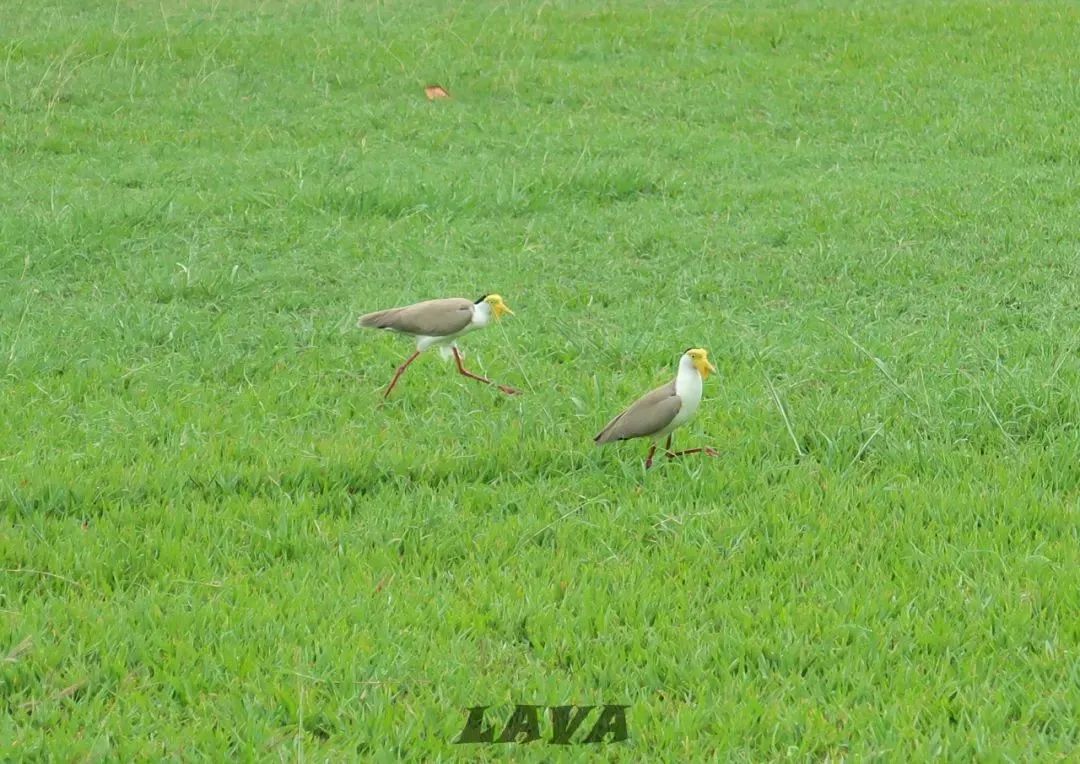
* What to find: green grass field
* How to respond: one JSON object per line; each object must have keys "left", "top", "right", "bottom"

{"left": 3, "top": 0, "right": 1080, "bottom": 759}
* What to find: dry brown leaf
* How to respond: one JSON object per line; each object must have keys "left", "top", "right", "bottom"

{"left": 4, "top": 635, "right": 33, "bottom": 664}
{"left": 19, "top": 679, "right": 89, "bottom": 712}
{"left": 424, "top": 84, "right": 450, "bottom": 100}
{"left": 373, "top": 573, "right": 394, "bottom": 593}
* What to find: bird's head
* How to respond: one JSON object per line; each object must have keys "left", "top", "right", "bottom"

{"left": 684, "top": 347, "right": 716, "bottom": 379}
{"left": 477, "top": 293, "right": 514, "bottom": 319}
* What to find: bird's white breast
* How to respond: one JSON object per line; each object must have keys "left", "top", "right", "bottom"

{"left": 670, "top": 356, "right": 703, "bottom": 430}
{"left": 470, "top": 301, "right": 492, "bottom": 328}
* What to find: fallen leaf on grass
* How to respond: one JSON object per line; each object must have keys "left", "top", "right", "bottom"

{"left": 374, "top": 574, "right": 395, "bottom": 593}
{"left": 19, "top": 679, "right": 88, "bottom": 711}
{"left": 4, "top": 635, "right": 32, "bottom": 663}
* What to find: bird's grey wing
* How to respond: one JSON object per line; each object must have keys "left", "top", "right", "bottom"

{"left": 594, "top": 381, "right": 681, "bottom": 444}
{"left": 358, "top": 298, "right": 473, "bottom": 336}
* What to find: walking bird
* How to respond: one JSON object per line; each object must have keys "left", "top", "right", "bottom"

{"left": 595, "top": 348, "right": 719, "bottom": 468}
{"left": 358, "top": 294, "right": 520, "bottom": 398}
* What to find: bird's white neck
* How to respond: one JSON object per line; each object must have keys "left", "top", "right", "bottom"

{"left": 471, "top": 301, "right": 492, "bottom": 327}
{"left": 674, "top": 354, "right": 703, "bottom": 405}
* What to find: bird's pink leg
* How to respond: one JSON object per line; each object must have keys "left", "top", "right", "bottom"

{"left": 452, "top": 347, "right": 520, "bottom": 395}
{"left": 666, "top": 447, "right": 720, "bottom": 459}
{"left": 383, "top": 350, "right": 421, "bottom": 398}
{"left": 644, "top": 443, "right": 658, "bottom": 469}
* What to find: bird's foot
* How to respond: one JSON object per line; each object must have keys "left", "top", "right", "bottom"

{"left": 666, "top": 446, "right": 720, "bottom": 459}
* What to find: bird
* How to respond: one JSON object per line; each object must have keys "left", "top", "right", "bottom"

{"left": 358, "top": 294, "right": 520, "bottom": 398}
{"left": 594, "top": 348, "right": 719, "bottom": 469}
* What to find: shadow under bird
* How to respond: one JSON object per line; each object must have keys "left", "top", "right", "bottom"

{"left": 358, "top": 294, "right": 520, "bottom": 398}
{"left": 595, "top": 348, "right": 719, "bottom": 469}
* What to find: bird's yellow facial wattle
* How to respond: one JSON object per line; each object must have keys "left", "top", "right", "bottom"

{"left": 687, "top": 348, "right": 716, "bottom": 379}
{"left": 485, "top": 294, "right": 514, "bottom": 319}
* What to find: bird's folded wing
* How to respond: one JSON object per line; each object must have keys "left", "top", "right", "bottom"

{"left": 359, "top": 298, "right": 474, "bottom": 336}
{"left": 594, "top": 381, "right": 681, "bottom": 443}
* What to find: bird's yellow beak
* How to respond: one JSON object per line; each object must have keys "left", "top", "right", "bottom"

{"left": 691, "top": 350, "right": 716, "bottom": 379}
{"left": 493, "top": 300, "right": 514, "bottom": 319}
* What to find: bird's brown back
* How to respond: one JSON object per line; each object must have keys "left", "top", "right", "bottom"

{"left": 594, "top": 380, "right": 681, "bottom": 444}
{"left": 359, "top": 298, "right": 474, "bottom": 337}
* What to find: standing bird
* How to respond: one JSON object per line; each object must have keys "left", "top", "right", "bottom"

{"left": 358, "top": 294, "right": 520, "bottom": 398}
{"left": 595, "top": 348, "right": 719, "bottom": 469}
